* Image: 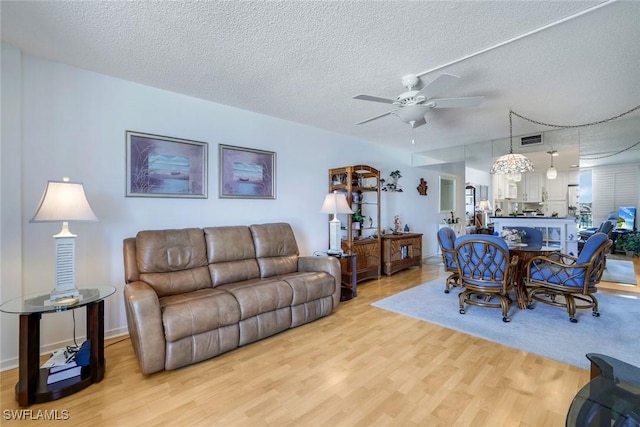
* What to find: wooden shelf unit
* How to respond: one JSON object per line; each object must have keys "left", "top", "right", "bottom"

{"left": 329, "top": 165, "right": 381, "bottom": 284}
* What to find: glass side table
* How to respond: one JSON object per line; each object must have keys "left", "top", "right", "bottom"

{"left": 0, "top": 286, "right": 116, "bottom": 407}
{"left": 566, "top": 353, "right": 640, "bottom": 426}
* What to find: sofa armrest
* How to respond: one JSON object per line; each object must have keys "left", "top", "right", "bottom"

{"left": 298, "top": 256, "right": 341, "bottom": 307}
{"left": 123, "top": 281, "right": 166, "bottom": 375}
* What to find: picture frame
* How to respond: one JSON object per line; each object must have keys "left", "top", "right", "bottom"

{"left": 219, "top": 144, "right": 276, "bottom": 199}
{"left": 126, "top": 131, "right": 208, "bottom": 198}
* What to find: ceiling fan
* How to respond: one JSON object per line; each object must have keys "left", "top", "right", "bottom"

{"left": 353, "top": 73, "right": 484, "bottom": 128}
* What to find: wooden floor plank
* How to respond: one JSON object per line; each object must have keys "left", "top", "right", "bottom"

{"left": 1, "top": 256, "right": 638, "bottom": 426}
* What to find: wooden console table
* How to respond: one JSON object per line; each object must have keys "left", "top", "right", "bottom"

{"left": 381, "top": 233, "right": 423, "bottom": 276}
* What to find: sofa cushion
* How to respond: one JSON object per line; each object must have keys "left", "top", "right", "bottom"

{"left": 218, "top": 278, "right": 293, "bottom": 320}
{"left": 160, "top": 288, "right": 240, "bottom": 342}
{"left": 204, "top": 226, "right": 261, "bottom": 286}
{"left": 250, "top": 223, "right": 300, "bottom": 277}
{"left": 140, "top": 267, "right": 213, "bottom": 298}
{"left": 282, "top": 272, "right": 336, "bottom": 305}
{"left": 137, "top": 228, "right": 208, "bottom": 273}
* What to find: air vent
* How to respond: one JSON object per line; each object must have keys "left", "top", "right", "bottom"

{"left": 519, "top": 134, "right": 543, "bottom": 146}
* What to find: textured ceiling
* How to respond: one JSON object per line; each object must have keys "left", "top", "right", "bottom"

{"left": 2, "top": 1, "right": 640, "bottom": 156}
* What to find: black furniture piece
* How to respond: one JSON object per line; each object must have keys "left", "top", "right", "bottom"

{"left": 0, "top": 286, "right": 116, "bottom": 406}
{"left": 566, "top": 353, "right": 640, "bottom": 427}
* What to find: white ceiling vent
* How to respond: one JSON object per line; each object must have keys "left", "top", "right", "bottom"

{"left": 519, "top": 134, "right": 543, "bottom": 146}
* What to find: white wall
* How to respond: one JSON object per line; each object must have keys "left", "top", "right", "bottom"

{"left": 1, "top": 46, "right": 445, "bottom": 369}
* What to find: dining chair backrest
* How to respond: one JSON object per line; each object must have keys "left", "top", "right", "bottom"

{"left": 437, "top": 226, "right": 457, "bottom": 271}
{"left": 509, "top": 226, "right": 543, "bottom": 248}
{"left": 574, "top": 232, "right": 610, "bottom": 285}
{"left": 455, "top": 234, "right": 510, "bottom": 287}
{"left": 596, "top": 221, "right": 614, "bottom": 237}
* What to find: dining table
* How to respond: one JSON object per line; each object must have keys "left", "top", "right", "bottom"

{"left": 508, "top": 244, "right": 560, "bottom": 309}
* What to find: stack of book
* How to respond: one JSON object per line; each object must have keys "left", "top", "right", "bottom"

{"left": 41, "top": 348, "right": 82, "bottom": 385}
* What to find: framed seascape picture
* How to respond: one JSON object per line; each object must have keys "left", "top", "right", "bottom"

{"left": 126, "top": 131, "right": 208, "bottom": 198}
{"left": 219, "top": 144, "right": 276, "bottom": 199}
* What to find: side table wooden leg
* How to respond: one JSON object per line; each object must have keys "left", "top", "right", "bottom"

{"left": 350, "top": 255, "right": 357, "bottom": 297}
{"left": 86, "top": 300, "right": 105, "bottom": 382}
{"left": 17, "top": 313, "right": 41, "bottom": 406}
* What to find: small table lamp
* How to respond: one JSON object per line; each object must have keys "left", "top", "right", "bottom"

{"left": 478, "top": 200, "right": 493, "bottom": 228}
{"left": 30, "top": 177, "right": 98, "bottom": 302}
{"left": 320, "top": 191, "right": 353, "bottom": 255}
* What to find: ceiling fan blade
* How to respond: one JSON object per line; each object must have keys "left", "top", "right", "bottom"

{"left": 353, "top": 94, "right": 396, "bottom": 104}
{"left": 417, "top": 73, "right": 460, "bottom": 99}
{"left": 355, "top": 110, "right": 396, "bottom": 125}
{"left": 428, "top": 96, "right": 485, "bottom": 108}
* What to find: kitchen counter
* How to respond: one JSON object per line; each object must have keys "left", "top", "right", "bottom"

{"left": 492, "top": 217, "right": 579, "bottom": 255}
{"left": 490, "top": 216, "right": 571, "bottom": 220}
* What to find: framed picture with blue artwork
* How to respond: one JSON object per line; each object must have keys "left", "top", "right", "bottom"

{"left": 219, "top": 144, "right": 276, "bottom": 199}
{"left": 126, "top": 131, "right": 208, "bottom": 198}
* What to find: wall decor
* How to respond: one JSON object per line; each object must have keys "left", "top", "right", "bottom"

{"left": 219, "top": 144, "right": 276, "bottom": 199}
{"left": 381, "top": 170, "right": 403, "bottom": 192}
{"left": 126, "top": 131, "right": 208, "bottom": 198}
{"left": 417, "top": 178, "right": 428, "bottom": 195}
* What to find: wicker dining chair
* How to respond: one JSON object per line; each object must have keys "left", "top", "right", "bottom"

{"left": 455, "top": 235, "right": 518, "bottom": 322}
{"left": 525, "top": 232, "right": 611, "bottom": 323}
{"left": 437, "top": 226, "right": 459, "bottom": 293}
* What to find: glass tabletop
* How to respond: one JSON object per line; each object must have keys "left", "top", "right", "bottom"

{"left": 0, "top": 285, "right": 116, "bottom": 315}
{"left": 566, "top": 353, "right": 640, "bottom": 426}
{"left": 509, "top": 245, "right": 559, "bottom": 252}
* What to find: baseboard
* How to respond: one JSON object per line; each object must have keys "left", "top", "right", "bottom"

{"left": 0, "top": 326, "right": 128, "bottom": 372}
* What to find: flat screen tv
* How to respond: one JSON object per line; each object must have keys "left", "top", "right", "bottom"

{"left": 617, "top": 207, "right": 636, "bottom": 230}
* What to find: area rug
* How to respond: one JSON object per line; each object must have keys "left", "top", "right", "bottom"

{"left": 601, "top": 259, "right": 637, "bottom": 285}
{"left": 372, "top": 280, "right": 640, "bottom": 370}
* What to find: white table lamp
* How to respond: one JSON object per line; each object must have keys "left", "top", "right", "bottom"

{"left": 320, "top": 191, "right": 353, "bottom": 255}
{"left": 30, "top": 178, "right": 98, "bottom": 301}
{"left": 478, "top": 200, "right": 492, "bottom": 228}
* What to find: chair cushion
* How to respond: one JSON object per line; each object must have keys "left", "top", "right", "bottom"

{"left": 437, "top": 227, "right": 458, "bottom": 270}
{"left": 529, "top": 264, "right": 585, "bottom": 288}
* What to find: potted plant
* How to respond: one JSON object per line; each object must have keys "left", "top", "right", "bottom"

{"left": 618, "top": 233, "right": 640, "bottom": 257}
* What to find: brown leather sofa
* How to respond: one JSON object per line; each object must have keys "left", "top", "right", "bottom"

{"left": 123, "top": 222, "right": 340, "bottom": 374}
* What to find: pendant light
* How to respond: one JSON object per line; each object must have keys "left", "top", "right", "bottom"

{"left": 490, "top": 111, "right": 534, "bottom": 174}
{"left": 546, "top": 150, "right": 558, "bottom": 180}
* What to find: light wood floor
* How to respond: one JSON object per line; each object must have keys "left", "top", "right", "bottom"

{"left": 1, "top": 257, "right": 638, "bottom": 426}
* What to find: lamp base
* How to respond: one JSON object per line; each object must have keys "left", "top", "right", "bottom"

{"left": 52, "top": 295, "right": 80, "bottom": 306}
{"left": 50, "top": 287, "right": 80, "bottom": 302}
{"left": 326, "top": 248, "right": 344, "bottom": 256}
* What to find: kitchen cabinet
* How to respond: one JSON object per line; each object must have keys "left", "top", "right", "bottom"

{"left": 545, "top": 172, "right": 568, "bottom": 200}
{"left": 545, "top": 201, "right": 567, "bottom": 217}
{"left": 519, "top": 173, "right": 542, "bottom": 202}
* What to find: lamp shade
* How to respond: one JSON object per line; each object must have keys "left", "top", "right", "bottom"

{"left": 31, "top": 179, "right": 98, "bottom": 223}
{"left": 320, "top": 191, "right": 353, "bottom": 216}
{"left": 478, "top": 200, "right": 492, "bottom": 212}
{"left": 546, "top": 166, "right": 557, "bottom": 179}
{"left": 490, "top": 153, "right": 534, "bottom": 174}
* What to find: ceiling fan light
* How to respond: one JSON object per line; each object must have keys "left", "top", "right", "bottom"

{"left": 394, "top": 104, "right": 429, "bottom": 123}
{"left": 490, "top": 153, "right": 534, "bottom": 174}
{"left": 546, "top": 166, "right": 557, "bottom": 179}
